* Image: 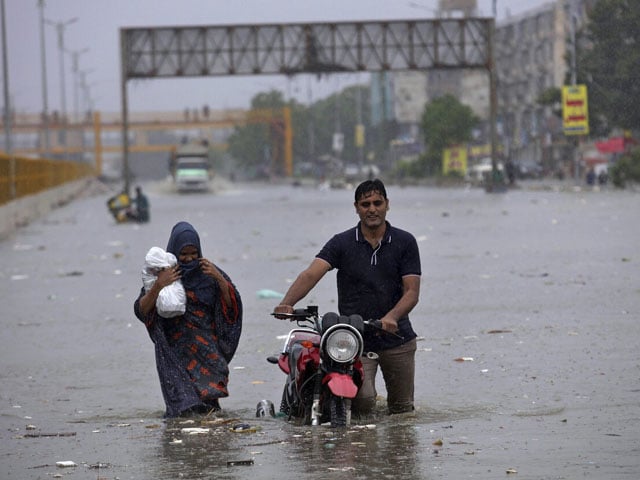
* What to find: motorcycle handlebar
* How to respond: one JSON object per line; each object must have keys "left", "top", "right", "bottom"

{"left": 364, "top": 319, "right": 382, "bottom": 329}
{"left": 270, "top": 308, "right": 316, "bottom": 321}
{"left": 364, "top": 319, "right": 404, "bottom": 340}
{"left": 271, "top": 310, "right": 403, "bottom": 339}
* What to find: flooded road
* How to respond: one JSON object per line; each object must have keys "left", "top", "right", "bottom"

{"left": 1, "top": 179, "right": 639, "bottom": 479}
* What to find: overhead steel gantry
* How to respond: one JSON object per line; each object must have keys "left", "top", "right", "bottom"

{"left": 120, "top": 17, "right": 496, "bottom": 192}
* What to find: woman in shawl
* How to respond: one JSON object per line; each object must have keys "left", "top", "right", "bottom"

{"left": 134, "top": 221, "right": 242, "bottom": 417}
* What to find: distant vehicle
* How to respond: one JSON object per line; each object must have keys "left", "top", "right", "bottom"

{"left": 467, "top": 157, "right": 503, "bottom": 182}
{"left": 170, "top": 143, "right": 212, "bottom": 192}
{"left": 515, "top": 159, "right": 543, "bottom": 179}
{"left": 343, "top": 163, "right": 380, "bottom": 181}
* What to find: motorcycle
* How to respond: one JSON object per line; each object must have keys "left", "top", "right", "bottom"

{"left": 267, "top": 306, "right": 393, "bottom": 427}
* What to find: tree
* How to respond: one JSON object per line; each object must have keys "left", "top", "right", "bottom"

{"left": 420, "top": 94, "right": 480, "bottom": 175}
{"left": 537, "top": 87, "right": 562, "bottom": 117}
{"left": 610, "top": 149, "right": 640, "bottom": 188}
{"left": 306, "top": 85, "right": 371, "bottom": 163}
{"left": 227, "top": 84, "right": 372, "bottom": 178}
{"left": 227, "top": 90, "right": 288, "bottom": 177}
{"left": 579, "top": 0, "right": 640, "bottom": 131}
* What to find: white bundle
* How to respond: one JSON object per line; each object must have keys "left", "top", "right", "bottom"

{"left": 141, "top": 246, "right": 186, "bottom": 318}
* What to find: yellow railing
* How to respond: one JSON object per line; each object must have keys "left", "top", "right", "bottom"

{"left": 0, "top": 154, "right": 95, "bottom": 205}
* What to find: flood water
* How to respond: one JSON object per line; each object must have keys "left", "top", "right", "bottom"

{"left": 1, "top": 179, "right": 639, "bottom": 479}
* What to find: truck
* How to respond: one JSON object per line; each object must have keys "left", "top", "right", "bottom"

{"left": 169, "top": 142, "right": 213, "bottom": 192}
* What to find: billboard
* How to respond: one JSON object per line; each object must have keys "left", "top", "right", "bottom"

{"left": 443, "top": 146, "right": 468, "bottom": 175}
{"left": 562, "top": 85, "right": 589, "bottom": 136}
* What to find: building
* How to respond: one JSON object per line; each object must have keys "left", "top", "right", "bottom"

{"left": 372, "top": 0, "right": 596, "bottom": 171}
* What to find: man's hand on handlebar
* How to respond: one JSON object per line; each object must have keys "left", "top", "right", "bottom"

{"left": 380, "top": 315, "right": 399, "bottom": 334}
{"left": 273, "top": 304, "right": 293, "bottom": 320}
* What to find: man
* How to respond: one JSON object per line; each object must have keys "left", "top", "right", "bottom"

{"left": 273, "top": 179, "right": 421, "bottom": 415}
{"left": 128, "top": 185, "right": 150, "bottom": 223}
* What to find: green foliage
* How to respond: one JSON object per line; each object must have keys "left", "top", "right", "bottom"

{"left": 580, "top": 0, "right": 640, "bottom": 131}
{"left": 537, "top": 87, "right": 561, "bottom": 106}
{"left": 304, "top": 85, "right": 372, "bottom": 162}
{"left": 420, "top": 94, "right": 479, "bottom": 176}
{"left": 227, "top": 85, "right": 373, "bottom": 177}
{"left": 414, "top": 151, "right": 443, "bottom": 177}
{"left": 537, "top": 87, "right": 562, "bottom": 117}
{"left": 610, "top": 149, "right": 640, "bottom": 188}
{"left": 227, "top": 89, "right": 285, "bottom": 175}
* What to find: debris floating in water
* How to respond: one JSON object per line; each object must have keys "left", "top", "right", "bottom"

{"left": 181, "top": 427, "right": 210, "bottom": 435}
{"left": 256, "top": 289, "right": 284, "bottom": 299}
{"left": 230, "top": 423, "right": 260, "bottom": 433}
{"left": 227, "top": 459, "right": 254, "bottom": 466}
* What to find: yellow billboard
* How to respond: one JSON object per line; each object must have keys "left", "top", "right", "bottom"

{"left": 562, "top": 85, "right": 589, "bottom": 136}
{"left": 443, "top": 146, "right": 467, "bottom": 175}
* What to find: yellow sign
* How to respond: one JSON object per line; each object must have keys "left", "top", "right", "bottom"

{"left": 355, "top": 124, "right": 365, "bottom": 147}
{"left": 562, "top": 85, "right": 589, "bottom": 136}
{"left": 443, "top": 146, "right": 467, "bottom": 175}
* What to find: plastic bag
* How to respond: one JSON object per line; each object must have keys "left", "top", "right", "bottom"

{"left": 141, "top": 246, "right": 186, "bottom": 318}
{"left": 157, "top": 282, "right": 186, "bottom": 318}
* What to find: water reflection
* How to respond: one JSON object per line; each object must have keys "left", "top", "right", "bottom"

{"left": 153, "top": 409, "right": 274, "bottom": 479}
{"left": 286, "top": 419, "right": 423, "bottom": 479}
{"left": 141, "top": 403, "right": 491, "bottom": 480}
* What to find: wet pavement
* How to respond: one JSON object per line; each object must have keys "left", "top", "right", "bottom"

{"left": 1, "top": 179, "right": 639, "bottom": 479}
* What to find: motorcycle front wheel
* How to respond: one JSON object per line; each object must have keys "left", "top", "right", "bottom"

{"left": 329, "top": 394, "right": 348, "bottom": 427}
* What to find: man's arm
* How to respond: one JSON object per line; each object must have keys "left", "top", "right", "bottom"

{"left": 380, "top": 275, "right": 420, "bottom": 333}
{"left": 273, "top": 258, "right": 331, "bottom": 317}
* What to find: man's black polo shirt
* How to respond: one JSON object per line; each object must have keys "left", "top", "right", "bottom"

{"left": 316, "top": 221, "right": 421, "bottom": 351}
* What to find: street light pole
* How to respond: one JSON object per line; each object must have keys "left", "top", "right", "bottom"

{"left": 46, "top": 15, "right": 77, "bottom": 154}
{"left": 1, "top": 0, "right": 14, "bottom": 198}
{"left": 68, "top": 48, "right": 88, "bottom": 160}
{"left": 37, "top": 0, "right": 50, "bottom": 156}
{"left": 1, "top": 0, "right": 11, "bottom": 154}
{"left": 569, "top": 0, "right": 580, "bottom": 182}
{"left": 488, "top": 0, "right": 501, "bottom": 191}
{"left": 78, "top": 69, "right": 94, "bottom": 116}
{"left": 68, "top": 47, "right": 88, "bottom": 124}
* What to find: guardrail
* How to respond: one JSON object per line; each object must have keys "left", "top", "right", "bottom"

{"left": 0, "top": 154, "right": 95, "bottom": 205}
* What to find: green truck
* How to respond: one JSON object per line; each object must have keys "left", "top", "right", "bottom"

{"left": 170, "top": 143, "right": 212, "bottom": 192}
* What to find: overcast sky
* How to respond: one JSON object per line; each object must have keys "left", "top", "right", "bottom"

{"left": 5, "top": 0, "right": 555, "bottom": 115}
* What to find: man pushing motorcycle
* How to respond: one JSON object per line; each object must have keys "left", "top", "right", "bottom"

{"left": 273, "top": 178, "right": 421, "bottom": 415}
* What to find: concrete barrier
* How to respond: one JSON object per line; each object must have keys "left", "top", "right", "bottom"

{"left": 0, "top": 178, "right": 94, "bottom": 240}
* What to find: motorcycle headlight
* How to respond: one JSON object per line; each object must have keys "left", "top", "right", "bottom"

{"left": 325, "top": 329, "right": 360, "bottom": 363}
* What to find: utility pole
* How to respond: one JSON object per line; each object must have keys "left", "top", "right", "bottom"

{"left": 307, "top": 75, "right": 314, "bottom": 163}
{"left": 68, "top": 47, "right": 88, "bottom": 124}
{"left": 1, "top": 0, "right": 10, "bottom": 154}
{"left": 46, "top": 15, "right": 77, "bottom": 154}
{"left": 356, "top": 77, "right": 364, "bottom": 170}
{"left": 68, "top": 48, "right": 88, "bottom": 161}
{"left": 1, "top": 0, "right": 14, "bottom": 198}
{"left": 569, "top": 0, "right": 580, "bottom": 182}
{"left": 37, "top": 0, "right": 50, "bottom": 156}
{"left": 488, "top": 0, "right": 500, "bottom": 191}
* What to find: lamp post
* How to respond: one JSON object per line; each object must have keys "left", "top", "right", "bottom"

{"left": 1, "top": 0, "right": 14, "bottom": 198}
{"left": 37, "top": 0, "right": 50, "bottom": 156}
{"left": 77, "top": 68, "right": 94, "bottom": 161}
{"left": 68, "top": 47, "right": 88, "bottom": 124}
{"left": 1, "top": 0, "right": 10, "bottom": 154}
{"left": 46, "top": 15, "right": 78, "bottom": 153}
{"left": 68, "top": 47, "right": 88, "bottom": 160}
{"left": 488, "top": 0, "right": 501, "bottom": 190}
{"left": 78, "top": 69, "right": 94, "bottom": 118}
